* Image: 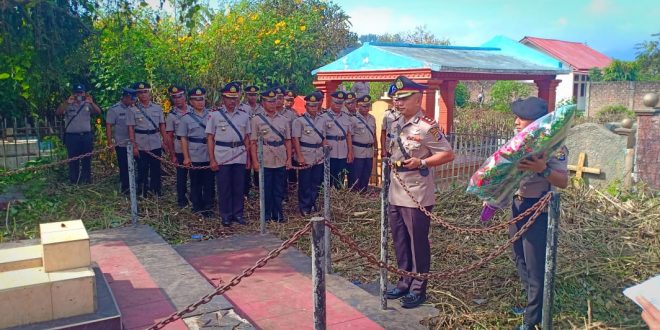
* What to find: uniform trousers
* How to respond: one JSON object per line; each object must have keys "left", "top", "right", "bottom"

{"left": 65, "top": 132, "right": 93, "bottom": 184}
{"left": 216, "top": 163, "right": 245, "bottom": 221}
{"left": 388, "top": 204, "right": 433, "bottom": 296}
{"left": 175, "top": 153, "right": 189, "bottom": 207}
{"left": 189, "top": 162, "right": 214, "bottom": 213}
{"left": 115, "top": 146, "right": 129, "bottom": 193}
{"left": 509, "top": 196, "right": 549, "bottom": 326}
{"left": 244, "top": 169, "right": 259, "bottom": 196}
{"left": 329, "top": 157, "right": 348, "bottom": 189}
{"left": 137, "top": 148, "right": 162, "bottom": 197}
{"left": 297, "top": 163, "right": 323, "bottom": 213}
{"left": 348, "top": 157, "right": 372, "bottom": 192}
{"left": 264, "top": 167, "right": 286, "bottom": 220}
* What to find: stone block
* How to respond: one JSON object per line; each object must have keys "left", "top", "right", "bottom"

{"left": 565, "top": 123, "right": 626, "bottom": 187}
{"left": 0, "top": 267, "right": 53, "bottom": 328}
{"left": 0, "top": 244, "right": 43, "bottom": 272}
{"left": 49, "top": 267, "right": 96, "bottom": 319}
{"left": 40, "top": 220, "right": 91, "bottom": 272}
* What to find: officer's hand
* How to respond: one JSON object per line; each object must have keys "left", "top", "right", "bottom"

{"left": 347, "top": 152, "right": 354, "bottom": 163}
{"left": 67, "top": 96, "right": 75, "bottom": 104}
{"left": 210, "top": 160, "right": 219, "bottom": 171}
{"left": 637, "top": 296, "right": 660, "bottom": 330}
{"left": 380, "top": 148, "right": 387, "bottom": 158}
{"left": 517, "top": 153, "right": 547, "bottom": 173}
{"left": 298, "top": 156, "right": 306, "bottom": 166}
{"left": 170, "top": 154, "right": 177, "bottom": 163}
{"left": 85, "top": 95, "right": 94, "bottom": 103}
{"left": 183, "top": 158, "right": 192, "bottom": 167}
{"left": 403, "top": 157, "right": 421, "bottom": 169}
{"left": 252, "top": 162, "right": 259, "bottom": 171}
{"left": 132, "top": 144, "right": 139, "bottom": 157}
{"left": 286, "top": 160, "right": 293, "bottom": 169}
{"left": 107, "top": 141, "right": 114, "bottom": 149}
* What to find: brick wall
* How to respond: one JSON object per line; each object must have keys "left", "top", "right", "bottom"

{"left": 587, "top": 81, "right": 660, "bottom": 116}
{"left": 635, "top": 109, "right": 660, "bottom": 190}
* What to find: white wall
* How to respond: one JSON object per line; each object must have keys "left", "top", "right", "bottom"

{"left": 556, "top": 72, "right": 574, "bottom": 105}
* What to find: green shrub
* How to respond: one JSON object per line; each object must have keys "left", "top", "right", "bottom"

{"left": 595, "top": 105, "right": 634, "bottom": 124}
{"left": 490, "top": 81, "right": 532, "bottom": 112}
{"left": 454, "top": 82, "right": 470, "bottom": 107}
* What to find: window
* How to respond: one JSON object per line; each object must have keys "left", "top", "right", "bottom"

{"left": 580, "top": 83, "right": 586, "bottom": 97}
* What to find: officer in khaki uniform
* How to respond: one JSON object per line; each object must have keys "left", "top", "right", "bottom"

{"left": 385, "top": 76, "right": 454, "bottom": 309}
{"left": 343, "top": 92, "right": 357, "bottom": 115}
{"left": 165, "top": 85, "right": 190, "bottom": 207}
{"left": 56, "top": 83, "right": 102, "bottom": 184}
{"left": 348, "top": 95, "right": 377, "bottom": 192}
{"left": 178, "top": 87, "right": 214, "bottom": 216}
{"left": 105, "top": 87, "right": 136, "bottom": 193}
{"left": 127, "top": 81, "right": 167, "bottom": 197}
{"left": 250, "top": 88, "right": 292, "bottom": 223}
{"left": 238, "top": 85, "right": 264, "bottom": 196}
{"left": 283, "top": 90, "right": 300, "bottom": 185}
{"left": 206, "top": 82, "right": 251, "bottom": 226}
{"left": 380, "top": 84, "right": 398, "bottom": 159}
{"left": 508, "top": 97, "right": 569, "bottom": 330}
{"left": 322, "top": 91, "right": 354, "bottom": 189}
{"left": 292, "top": 93, "right": 327, "bottom": 216}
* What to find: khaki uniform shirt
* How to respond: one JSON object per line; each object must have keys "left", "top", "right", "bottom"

{"left": 250, "top": 113, "right": 290, "bottom": 168}
{"left": 177, "top": 109, "right": 210, "bottom": 163}
{"left": 382, "top": 108, "right": 398, "bottom": 150}
{"left": 106, "top": 102, "right": 133, "bottom": 146}
{"left": 126, "top": 101, "right": 164, "bottom": 151}
{"left": 292, "top": 113, "right": 326, "bottom": 165}
{"left": 205, "top": 107, "right": 251, "bottom": 165}
{"left": 238, "top": 102, "right": 265, "bottom": 117}
{"left": 388, "top": 111, "right": 452, "bottom": 207}
{"left": 322, "top": 110, "right": 352, "bottom": 159}
{"left": 64, "top": 101, "right": 92, "bottom": 133}
{"left": 165, "top": 106, "right": 189, "bottom": 154}
{"left": 351, "top": 112, "right": 376, "bottom": 158}
{"left": 516, "top": 146, "right": 569, "bottom": 198}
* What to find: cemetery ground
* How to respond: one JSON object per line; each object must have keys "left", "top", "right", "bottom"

{"left": 0, "top": 157, "right": 657, "bottom": 329}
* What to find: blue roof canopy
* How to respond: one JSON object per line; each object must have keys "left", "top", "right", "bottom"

{"left": 312, "top": 37, "right": 569, "bottom": 76}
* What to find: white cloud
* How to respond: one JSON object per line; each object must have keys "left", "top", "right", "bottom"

{"left": 346, "top": 6, "right": 416, "bottom": 35}
{"left": 587, "top": 0, "right": 610, "bottom": 14}
{"left": 557, "top": 17, "right": 568, "bottom": 26}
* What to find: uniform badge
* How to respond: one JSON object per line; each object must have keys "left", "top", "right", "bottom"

{"left": 554, "top": 150, "right": 566, "bottom": 161}
{"left": 428, "top": 126, "right": 442, "bottom": 141}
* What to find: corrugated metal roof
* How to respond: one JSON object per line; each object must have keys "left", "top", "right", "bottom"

{"left": 313, "top": 38, "right": 569, "bottom": 75}
{"left": 520, "top": 36, "right": 612, "bottom": 71}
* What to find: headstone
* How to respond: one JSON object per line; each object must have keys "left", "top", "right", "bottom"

{"left": 564, "top": 123, "right": 626, "bottom": 187}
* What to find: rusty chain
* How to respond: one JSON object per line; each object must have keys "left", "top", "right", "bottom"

{"left": 0, "top": 144, "right": 116, "bottom": 177}
{"left": 390, "top": 166, "right": 552, "bottom": 234}
{"left": 147, "top": 222, "right": 312, "bottom": 330}
{"left": 326, "top": 193, "right": 547, "bottom": 280}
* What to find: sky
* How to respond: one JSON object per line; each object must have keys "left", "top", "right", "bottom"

{"left": 334, "top": 0, "right": 659, "bottom": 60}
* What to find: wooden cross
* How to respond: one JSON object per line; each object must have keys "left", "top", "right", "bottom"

{"left": 568, "top": 152, "right": 601, "bottom": 184}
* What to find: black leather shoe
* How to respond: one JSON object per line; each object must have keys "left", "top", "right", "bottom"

{"left": 234, "top": 216, "right": 246, "bottom": 225}
{"left": 400, "top": 292, "right": 426, "bottom": 309}
{"left": 221, "top": 218, "right": 231, "bottom": 227}
{"left": 384, "top": 288, "right": 409, "bottom": 299}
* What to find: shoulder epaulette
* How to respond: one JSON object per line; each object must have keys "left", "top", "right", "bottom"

{"left": 421, "top": 116, "right": 436, "bottom": 125}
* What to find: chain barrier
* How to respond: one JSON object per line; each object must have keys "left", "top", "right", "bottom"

{"left": 0, "top": 144, "right": 116, "bottom": 177}
{"left": 147, "top": 222, "right": 312, "bottom": 330}
{"left": 326, "top": 193, "right": 547, "bottom": 280}
{"left": 141, "top": 147, "right": 246, "bottom": 170}
{"left": 390, "top": 166, "right": 552, "bottom": 234}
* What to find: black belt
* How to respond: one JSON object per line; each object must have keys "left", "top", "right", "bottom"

{"left": 300, "top": 142, "right": 322, "bottom": 149}
{"left": 265, "top": 140, "right": 285, "bottom": 147}
{"left": 177, "top": 136, "right": 206, "bottom": 144}
{"left": 215, "top": 141, "right": 244, "bottom": 148}
{"left": 135, "top": 129, "right": 157, "bottom": 134}
{"left": 391, "top": 161, "right": 430, "bottom": 177}
{"left": 352, "top": 141, "right": 373, "bottom": 148}
{"left": 326, "top": 135, "right": 346, "bottom": 141}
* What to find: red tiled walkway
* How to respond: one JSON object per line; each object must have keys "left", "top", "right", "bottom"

{"left": 188, "top": 247, "right": 384, "bottom": 330}
{"left": 91, "top": 241, "right": 187, "bottom": 330}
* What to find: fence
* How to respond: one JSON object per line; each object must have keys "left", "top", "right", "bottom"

{"left": 0, "top": 115, "right": 64, "bottom": 170}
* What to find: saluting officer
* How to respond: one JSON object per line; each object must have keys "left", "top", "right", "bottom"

{"left": 322, "top": 91, "right": 354, "bottom": 189}
{"left": 56, "top": 83, "right": 102, "bottom": 184}
{"left": 380, "top": 83, "right": 398, "bottom": 159}
{"left": 165, "top": 85, "right": 190, "bottom": 207}
{"left": 178, "top": 87, "right": 215, "bottom": 217}
{"left": 292, "top": 93, "right": 327, "bottom": 216}
{"left": 385, "top": 76, "right": 454, "bottom": 309}
{"left": 348, "top": 95, "right": 377, "bottom": 192}
{"left": 127, "top": 81, "right": 167, "bottom": 197}
{"left": 508, "top": 97, "right": 569, "bottom": 330}
{"left": 250, "top": 88, "right": 292, "bottom": 223}
{"left": 206, "top": 82, "right": 251, "bottom": 226}
{"left": 105, "top": 87, "right": 136, "bottom": 193}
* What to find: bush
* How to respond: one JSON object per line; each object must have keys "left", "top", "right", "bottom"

{"left": 595, "top": 105, "right": 634, "bottom": 124}
{"left": 490, "top": 81, "right": 532, "bottom": 112}
{"left": 455, "top": 82, "right": 469, "bottom": 107}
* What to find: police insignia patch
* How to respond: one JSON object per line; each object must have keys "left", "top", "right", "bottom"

{"left": 428, "top": 126, "right": 442, "bottom": 140}
{"left": 554, "top": 150, "right": 566, "bottom": 161}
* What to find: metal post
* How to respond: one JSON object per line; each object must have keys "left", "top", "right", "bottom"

{"left": 379, "top": 159, "right": 390, "bottom": 310}
{"left": 542, "top": 192, "right": 560, "bottom": 329}
{"left": 310, "top": 217, "right": 327, "bottom": 330}
{"left": 258, "top": 135, "right": 266, "bottom": 235}
{"left": 322, "top": 146, "right": 331, "bottom": 274}
{"left": 127, "top": 142, "right": 138, "bottom": 225}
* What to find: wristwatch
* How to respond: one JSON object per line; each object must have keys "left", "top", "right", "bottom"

{"left": 419, "top": 159, "right": 428, "bottom": 170}
{"left": 540, "top": 166, "right": 552, "bottom": 178}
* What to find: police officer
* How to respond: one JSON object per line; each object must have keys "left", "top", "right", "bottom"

{"left": 250, "top": 88, "right": 292, "bottom": 223}
{"left": 322, "top": 91, "right": 353, "bottom": 189}
{"left": 238, "top": 84, "right": 264, "bottom": 197}
{"left": 385, "top": 76, "right": 454, "bottom": 309}
{"left": 206, "top": 82, "right": 251, "bottom": 226}
{"left": 56, "top": 84, "right": 102, "bottom": 184}
{"left": 508, "top": 97, "right": 569, "bottom": 330}
{"left": 179, "top": 87, "right": 215, "bottom": 217}
{"left": 292, "top": 93, "right": 327, "bottom": 216}
{"left": 343, "top": 92, "right": 357, "bottom": 115}
{"left": 105, "top": 87, "right": 136, "bottom": 193}
{"left": 380, "top": 83, "right": 398, "bottom": 159}
{"left": 127, "top": 81, "right": 167, "bottom": 197}
{"left": 348, "top": 95, "right": 377, "bottom": 192}
{"left": 283, "top": 90, "right": 300, "bottom": 186}
{"left": 165, "top": 85, "right": 190, "bottom": 207}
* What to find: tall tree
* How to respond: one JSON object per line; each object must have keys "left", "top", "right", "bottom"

{"left": 635, "top": 33, "right": 660, "bottom": 81}
{"left": 358, "top": 25, "right": 450, "bottom": 45}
